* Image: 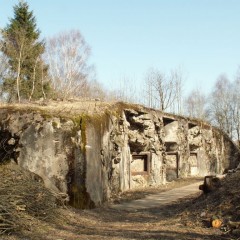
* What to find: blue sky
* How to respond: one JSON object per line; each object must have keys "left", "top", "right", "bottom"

{"left": 1, "top": 0, "right": 240, "bottom": 97}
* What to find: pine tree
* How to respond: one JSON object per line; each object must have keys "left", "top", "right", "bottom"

{"left": 1, "top": 0, "right": 51, "bottom": 102}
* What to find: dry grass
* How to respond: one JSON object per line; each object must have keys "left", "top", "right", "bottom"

{"left": 0, "top": 99, "right": 119, "bottom": 118}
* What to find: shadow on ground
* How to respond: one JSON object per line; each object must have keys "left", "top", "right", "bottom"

{"left": 36, "top": 192, "right": 225, "bottom": 240}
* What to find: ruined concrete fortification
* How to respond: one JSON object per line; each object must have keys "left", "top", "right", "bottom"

{"left": 0, "top": 101, "right": 239, "bottom": 208}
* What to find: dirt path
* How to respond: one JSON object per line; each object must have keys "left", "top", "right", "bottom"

{"left": 5, "top": 180, "right": 226, "bottom": 240}
{"left": 111, "top": 181, "right": 202, "bottom": 211}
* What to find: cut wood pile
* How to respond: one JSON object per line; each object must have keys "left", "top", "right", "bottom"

{"left": 180, "top": 168, "right": 240, "bottom": 238}
{"left": 0, "top": 161, "right": 59, "bottom": 235}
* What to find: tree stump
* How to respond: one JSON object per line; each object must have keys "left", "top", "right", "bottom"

{"left": 199, "top": 175, "right": 221, "bottom": 193}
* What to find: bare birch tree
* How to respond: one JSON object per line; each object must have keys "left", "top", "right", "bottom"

{"left": 184, "top": 88, "right": 207, "bottom": 119}
{"left": 208, "top": 74, "right": 234, "bottom": 138}
{"left": 1, "top": 28, "right": 30, "bottom": 102}
{"left": 144, "top": 68, "right": 183, "bottom": 112}
{"left": 231, "top": 69, "right": 240, "bottom": 144}
{"left": 170, "top": 68, "right": 184, "bottom": 114}
{"left": 45, "top": 30, "right": 92, "bottom": 99}
{"left": 113, "top": 76, "right": 139, "bottom": 103}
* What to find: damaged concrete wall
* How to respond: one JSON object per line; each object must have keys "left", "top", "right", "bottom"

{"left": 0, "top": 109, "right": 94, "bottom": 209}
{"left": 109, "top": 107, "right": 240, "bottom": 190}
{"left": 0, "top": 103, "right": 239, "bottom": 209}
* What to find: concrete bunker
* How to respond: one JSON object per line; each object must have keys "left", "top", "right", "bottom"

{"left": 0, "top": 103, "right": 239, "bottom": 209}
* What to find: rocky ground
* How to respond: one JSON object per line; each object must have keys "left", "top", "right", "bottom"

{"left": 2, "top": 162, "right": 239, "bottom": 240}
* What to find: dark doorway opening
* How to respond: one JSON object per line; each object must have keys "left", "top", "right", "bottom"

{"left": 166, "top": 152, "right": 179, "bottom": 182}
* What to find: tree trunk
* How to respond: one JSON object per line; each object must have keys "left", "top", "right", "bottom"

{"left": 16, "top": 44, "right": 23, "bottom": 103}
{"left": 29, "top": 57, "right": 39, "bottom": 101}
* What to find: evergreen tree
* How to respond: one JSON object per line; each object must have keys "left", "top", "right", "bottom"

{"left": 1, "top": 0, "right": 51, "bottom": 102}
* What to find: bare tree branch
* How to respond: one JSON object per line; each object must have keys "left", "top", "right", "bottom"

{"left": 144, "top": 68, "right": 183, "bottom": 112}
